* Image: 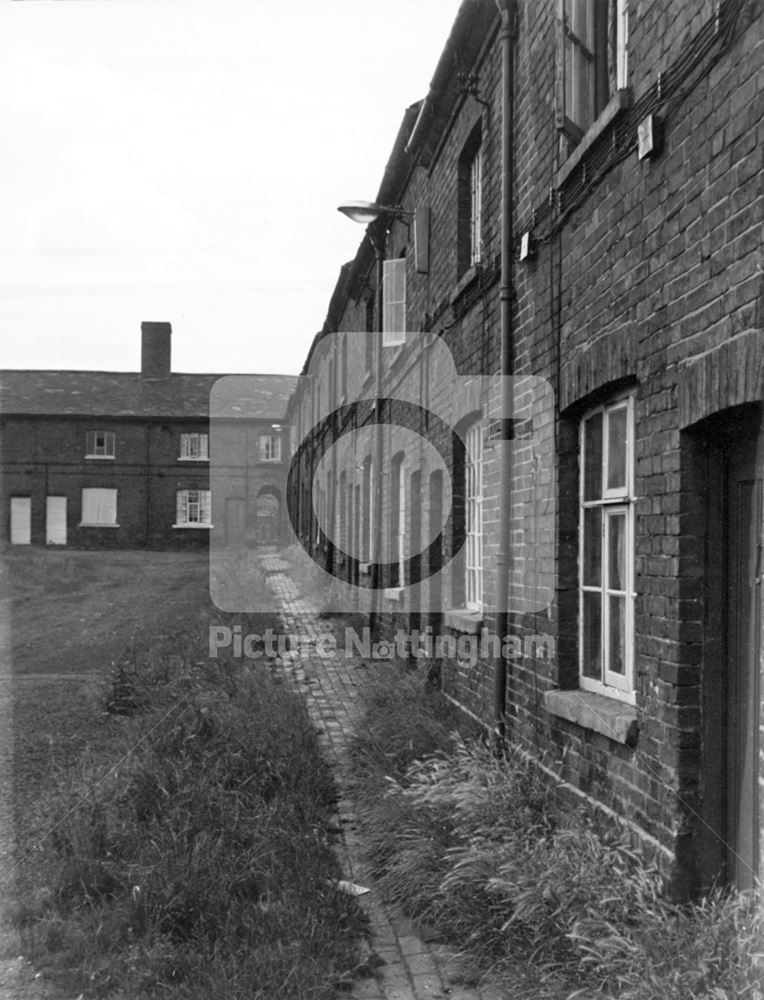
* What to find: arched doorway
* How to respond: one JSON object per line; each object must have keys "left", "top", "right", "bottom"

{"left": 254, "top": 488, "right": 281, "bottom": 545}
{"left": 689, "top": 404, "right": 764, "bottom": 893}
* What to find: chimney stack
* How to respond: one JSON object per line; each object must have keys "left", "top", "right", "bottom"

{"left": 141, "top": 322, "right": 172, "bottom": 380}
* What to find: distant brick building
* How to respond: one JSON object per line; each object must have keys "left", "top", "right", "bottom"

{"left": 1, "top": 322, "right": 296, "bottom": 549}
{"left": 286, "top": 0, "right": 763, "bottom": 897}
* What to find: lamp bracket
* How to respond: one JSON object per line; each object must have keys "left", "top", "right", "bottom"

{"left": 457, "top": 71, "right": 490, "bottom": 107}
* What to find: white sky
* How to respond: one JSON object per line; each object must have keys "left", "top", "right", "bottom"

{"left": 0, "top": 0, "right": 461, "bottom": 376}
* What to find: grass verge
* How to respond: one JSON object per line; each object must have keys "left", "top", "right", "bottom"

{"left": 349, "top": 667, "right": 764, "bottom": 1000}
{"left": 9, "top": 593, "right": 365, "bottom": 998}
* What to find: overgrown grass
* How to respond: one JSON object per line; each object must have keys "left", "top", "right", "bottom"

{"left": 349, "top": 670, "right": 764, "bottom": 1000}
{"left": 13, "top": 608, "right": 366, "bottom": 999}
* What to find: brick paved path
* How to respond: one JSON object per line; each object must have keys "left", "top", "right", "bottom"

{"left": 260, "top": 552, "right": 504, "bottom": 1000}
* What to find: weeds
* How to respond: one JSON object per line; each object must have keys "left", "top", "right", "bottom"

{"left": 349, "top": 670, "right": 764, "bottom": 1000}
{"left": 15, "top": 609, "right": 366, "bottom": 999}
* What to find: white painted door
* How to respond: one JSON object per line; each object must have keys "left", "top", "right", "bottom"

{"left": 10, "top": 498, "right": 31, "bottom": 544}
{"left": 46, "top": 497, "right": 67, "bottom": 545}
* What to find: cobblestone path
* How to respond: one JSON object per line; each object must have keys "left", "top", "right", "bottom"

{"left": 260, "top": 552, "right": 505, "bottom": 1000}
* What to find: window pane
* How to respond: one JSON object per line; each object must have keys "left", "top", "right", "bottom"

{"left": 583, "top": 412, "right": 603, "bottom": 500}
{"left": 608, "top": 594, "right": 626, "bottom": 674}
{"left": 608, "top": 512, "right": 626, "bottom": 590}
{"left": 607, "top": 406, "right": 628, "bottom": 490}
{"left": 582, "top": 590, "right": 601, "bottom": 679}
{"left": 583, "top": 507, "right": 601, "bottom": 586}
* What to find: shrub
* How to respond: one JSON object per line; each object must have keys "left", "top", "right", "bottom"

{"left": 348, "top": 671, "right": 764, "bottom": 1000}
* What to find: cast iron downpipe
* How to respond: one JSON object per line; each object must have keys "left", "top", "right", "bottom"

{"left": 493, "top": 0, "right": 517, "bottom": 744}
{"left": 370, "top": 220, "right": 386, "bottom": 637}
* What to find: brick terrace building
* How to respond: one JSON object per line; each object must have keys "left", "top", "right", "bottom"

{"left": 1, "top": 322, "right": 296, "bottom": 549}
{"left": 286, "top": 0, "right": 763, "bottom": 896}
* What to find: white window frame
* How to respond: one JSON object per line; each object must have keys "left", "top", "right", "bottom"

{"left": 259, "top": 434, "right": 281, "bottom": 463}
{"left": 361, "top": 456, "right": 373, "bottom": 565}
{"left": 389, "top": 456, "right": 406, "bottom": 589}
{"left": 382, "top": 258, "right": 406, "bottom": 347}
{"left": 174, "top": 489, "right": 212, "bottom": 529}
{"left": 468, "top": 144, "right": 483, "bottom": 267}
{"left": 465, "top": 420, "right": 483, "bottom": 611}
{"left": 80, "top": 488, "right": 118, "bottom": 527}
{"left": 85, "top": 430, "right": 115, "bottom": 459}
{"left": 559, "top": 0, "right": 629, "bottom": 141}
{"left": 579, "top": 392, "right": 635, "bottom": 703}
{"left": 179, "top": 432, "right": 209, "bottom": 461}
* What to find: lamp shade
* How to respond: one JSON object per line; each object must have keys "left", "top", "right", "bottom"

{"left": 337, "top": 201, "right": 383, "bottom": 225}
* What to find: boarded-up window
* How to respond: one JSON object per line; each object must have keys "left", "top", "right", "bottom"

{"left": 81, "top": 488, "right": 117, "bottom": 526}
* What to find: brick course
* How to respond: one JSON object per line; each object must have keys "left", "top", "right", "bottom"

{"left": 286, "top": 0, "right": 763, "bottom": 895}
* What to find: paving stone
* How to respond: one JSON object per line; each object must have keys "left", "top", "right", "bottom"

{"left": 396, "top": 934, "right": 427, "bottom": 957}
{"left": 403, "top": 953, "right": 441, "bottom": 977}
{"left": 408, "top": 975, "right": 446, "bottom": 997}
{"left": 264, "top": 560, "right": 486, "bottom": 1000}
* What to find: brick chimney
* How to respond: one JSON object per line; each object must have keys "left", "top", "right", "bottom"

{"left": 141, "top": 322, "right": 172, "bottom": 380}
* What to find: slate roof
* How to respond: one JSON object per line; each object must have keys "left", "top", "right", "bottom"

{"left": 0, "top": 370, "right": 298, "bottom": 420}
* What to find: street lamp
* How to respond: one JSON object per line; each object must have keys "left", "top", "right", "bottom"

{"left": 338, "top": 199, "right": 410, "bottom": 633}
{"left": 337, "top": 201, "right": 410, "bottom": 226}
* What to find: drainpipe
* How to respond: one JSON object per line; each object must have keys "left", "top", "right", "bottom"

{"left": 493, "top": 0, "right": 517, "bottom": 744}
{"left": 371, "top": 229, "right": 386, "bottom": 637}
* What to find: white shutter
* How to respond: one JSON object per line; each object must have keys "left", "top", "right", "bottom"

{"left": 382, "top": 258, "right": 406, "bottom": 347}
{"left": 177, "top": 490, "right": 188, "bottom": 524}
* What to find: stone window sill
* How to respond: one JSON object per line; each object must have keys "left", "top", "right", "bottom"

{"left": 449, "top": 264, "right": 482, "bottom": 307}
{"left": 555, "top": 89, "right": 632, "bottom": 189}
{"left": 79, "top": 522, "right": 120, "bottom": 528}
{"left": 172, "top": 523, "right": 213, "bottom": 530}
{"left": 444, "top": 608, "right": 483, "bottom": 634}
{"left": 543, "top": 689, "right": 639, "bottom": 746}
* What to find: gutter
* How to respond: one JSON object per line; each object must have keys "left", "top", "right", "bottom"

{"left": 405, "top": 0, "right": 499, "bottom": 166}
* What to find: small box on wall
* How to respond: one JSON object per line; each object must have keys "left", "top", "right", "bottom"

{"left": 414, "top": 206, "right": 430, "bottom": 274}
{"left": 637, "top": 114, "right": 663, "bottom": 160}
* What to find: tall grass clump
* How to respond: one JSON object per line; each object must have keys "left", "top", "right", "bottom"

{"left": 349, "top": 669, "right": 764, "bottom": 1000}
{"left": 15, "top": 613, "right": 366, "bottom": 999}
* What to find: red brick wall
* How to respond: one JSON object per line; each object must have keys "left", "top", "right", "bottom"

{"left": 287, "top": 0, "right": 763, "bottom": 890}
{"left": 1, "top": 415, "right": 291, "bottom": 549}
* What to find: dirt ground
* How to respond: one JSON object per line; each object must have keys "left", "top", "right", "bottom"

{"left": 0, "top": 547, "right": 214, "bottom": 1000}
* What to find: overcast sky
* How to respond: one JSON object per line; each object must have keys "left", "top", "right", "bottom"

{"left": 0, "top": 0, "right": 461, "bottom": 376}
